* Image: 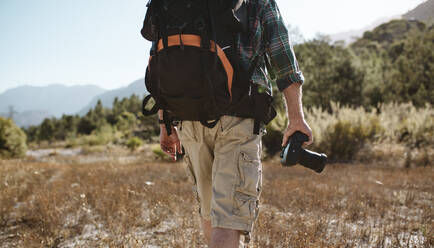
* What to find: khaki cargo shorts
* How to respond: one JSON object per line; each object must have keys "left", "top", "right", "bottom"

{"left": 178, "top": 115, "right": 263, "bottom": 234}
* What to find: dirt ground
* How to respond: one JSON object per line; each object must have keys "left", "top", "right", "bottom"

{"left": 0, "top": 150, "right": 433, "bottom": 248}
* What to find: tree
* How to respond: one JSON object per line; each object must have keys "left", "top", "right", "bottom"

{"left": 125, "top": 94, "right": 142, "bottom": 114}
{"left": 351, "top": 19, "right": 433, "bottom": 107}
{"left": 24, "top": 126, "right": 39, "bottom": 143}
{"left": 94, "top": 99, "right": 105, "bottom": 119}
{"left": 294, "top": 36, "right": 365, "bottom": 110}
{"left": 116, "top": 111, "right": 137, "bottom": 138}
{"left": 63, "top": 115, "right": 79, "bottom": 136}
{"left": 0, "top": 117, "right": 27, "bottom": 158}
{"left": 38, "top": 118, "right": 55, "bottom": 142}
{"left": 384, "top": 28, "right": 434, "bottom": 106}
{"left": 77, "top": 116, "right": 96, "bottom": 135}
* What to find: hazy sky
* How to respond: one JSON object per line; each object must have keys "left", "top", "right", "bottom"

{"left": 0, "top": 0, "right": 426, "bottom": 94}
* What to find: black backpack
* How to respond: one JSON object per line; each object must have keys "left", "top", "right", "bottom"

{"left": 141, "top": 0, "right": 276, "bottom": 135}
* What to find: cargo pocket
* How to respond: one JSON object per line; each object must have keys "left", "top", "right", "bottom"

{"left": 236, "top": 152, "right": 262, "bottom": 196}
{"left": 232, "top": 151, "right": 262, "bottom": 221}
{"left": 184, "top": 154, "right": 201, "bottom": 214}
{"left": 233, "top": 191, "right": 259, "bottom": 221}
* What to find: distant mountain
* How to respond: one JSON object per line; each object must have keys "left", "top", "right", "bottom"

{"left": 0, "top": 84, "right": 106, "bottom": 126}
{"left": 351, "top": 19, "right": 427, "bottom": 49}
{"left": 403, "top": 0, "right": 434, "bottom": 25}
{"left": 78, "top": 78, "right": 147, "bottom": 115}
{"left": 329, "top": 16, "right": 400, "bottom": 44}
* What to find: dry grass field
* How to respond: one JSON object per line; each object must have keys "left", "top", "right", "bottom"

{"left": 0, "top": 148, "right": 433, "bottom": 248}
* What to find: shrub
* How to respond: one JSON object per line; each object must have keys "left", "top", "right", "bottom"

{"left": 306, "top": 103, "right": 383, "bottom": 161}
{"left": 0, "top": 117, "right": 27, "bottom": 158}
{"left": 126, "top": 137, "right": 143, "bottom": 152}
{"left": 264, "top": 101, "right": 387, "bottom": 162}
{"left": 71, "top": 124, "right": 119, "bottom": 147}
{"left": 378, "top": 102, "right": 433, "bottom": 147}
{"left": 116, "top": 112, "right": 137, "bottom": 137}
{"left": 321, "top": 119, "right": 378, "bottom": 161}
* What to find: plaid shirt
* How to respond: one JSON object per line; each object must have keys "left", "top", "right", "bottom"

{"left": 240, "top": 0, "right": 305, "bottom": 93}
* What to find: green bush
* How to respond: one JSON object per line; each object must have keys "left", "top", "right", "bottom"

{"left": 306, "top": 102, "right": 433, "bottom": 162}
{"left": 126, "top": 137, "right": 143, "bottom": 151}
{"left": 306, "top": 103, "right": 383, "bottom": 161}
{"left": 320, "top": 118, "right": 381, "bottom": 161}
{"left": 70, "top": 124, "right": 119, "bottom": 147}
{"left": 0, "top": 117, "right": 27, "bottom": 158}
{"left": 263, "top": 101, "right": 433, "bottom": 162}
{"left": 116, "top": 112, "right": 137, "bottom": 137}
{"left": 378, "top": 103, "right": 433, "bottom": 147}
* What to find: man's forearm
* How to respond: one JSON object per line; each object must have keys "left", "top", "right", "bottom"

{"left": 282, "top": 83, "right": 305, "bottom": 123}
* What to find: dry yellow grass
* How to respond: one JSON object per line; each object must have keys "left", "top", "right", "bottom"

{"left": 0, "top": 153, "right": 433, "bottom": 247}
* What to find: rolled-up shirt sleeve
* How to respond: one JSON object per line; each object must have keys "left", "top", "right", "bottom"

{"left": 263, "top": 0, "right": 305, "bottom": 91}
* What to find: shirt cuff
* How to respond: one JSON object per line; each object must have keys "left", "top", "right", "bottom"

{"left": 276, "top": 71, "right": 305, "bottom": 91}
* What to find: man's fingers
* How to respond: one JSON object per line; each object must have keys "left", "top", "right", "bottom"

{"left": 304, "top": 136, "right": 313, "bottom": 146}
{"left": 176, "top": 141, "right": 182, "bottom": 154}
{"left": 282, "top": 128, "right": 295, "bottom": 147}
{"left": 161, "top": 146, "right": 170, "bottom": 155}
{"left": 301, "top": 131, "right": 313, "bottom": 146}
{"left": 160, "top": 127, "right": 180, "bottom": 161}
{"left": 283, "top": 128, "right": 314, "bottom": 147}
{"left": 282, "top": 135, "right": 289, "bottom": 147}
{"left": 161, "top": 144, "right": 175, "bottom": 157}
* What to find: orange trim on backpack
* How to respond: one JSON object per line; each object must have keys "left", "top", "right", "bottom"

{"left": 156, "top": 34, "right": 233, "bottom": 99}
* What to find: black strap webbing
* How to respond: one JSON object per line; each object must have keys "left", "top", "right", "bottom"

{"left": 248, "top": 55, "right": 263, "bottom": 135}
{"left": 163, "top": 110, "right": 172, "bottom": 136}
{"left": 155, "top": 0, "right": 168, "bottom": 50}
{"left": 208, "top": 0, "right": 218, "bottom": 68}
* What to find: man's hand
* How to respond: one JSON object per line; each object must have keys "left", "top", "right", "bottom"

{"left": 160, "top": 125, "right": 182, "bottom": 161}
{"left": 281, "top": 83, "right": 313, "bottom": 147}
{"left": 282, "top": 119, "right": 313, "bottom": 147}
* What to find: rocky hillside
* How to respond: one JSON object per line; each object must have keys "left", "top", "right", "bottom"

{"left": 403, "top": 0, "right": 434, "bottom": 25}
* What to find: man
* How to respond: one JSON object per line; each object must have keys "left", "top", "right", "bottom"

{"left": 158, "top": 0, "right": 313, "bottom": 247}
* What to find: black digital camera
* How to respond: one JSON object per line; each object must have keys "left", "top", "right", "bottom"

{"left": 280, "top": 131, "right": 327, "bottom": 173}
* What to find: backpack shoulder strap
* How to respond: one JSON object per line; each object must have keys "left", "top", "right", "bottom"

{"left": 141, "top": 0, "right": 159, "bottom": 41}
